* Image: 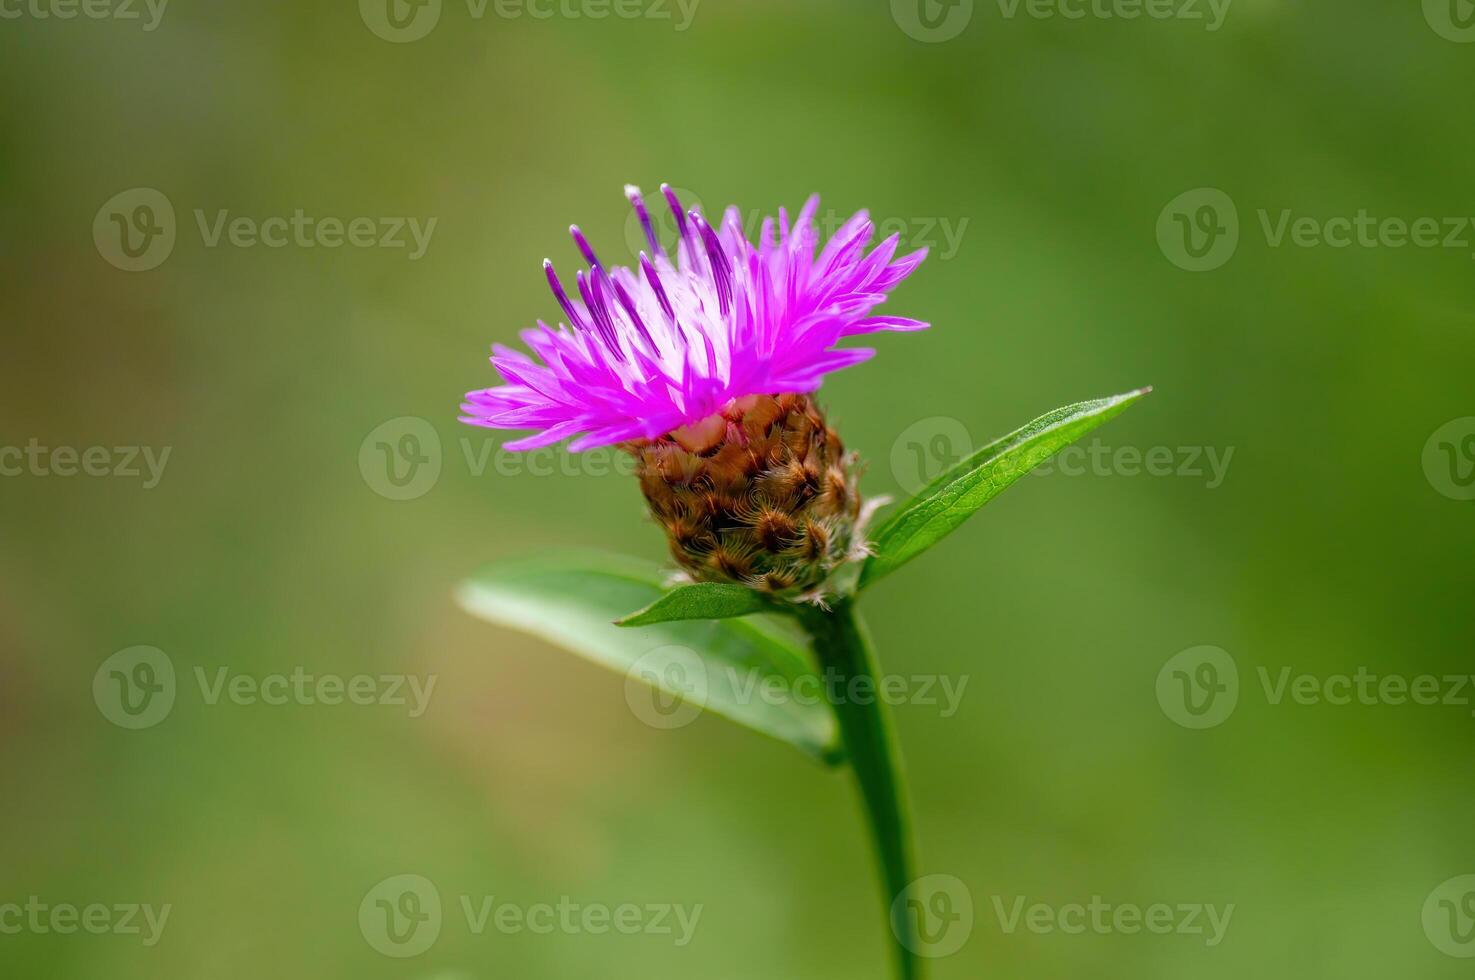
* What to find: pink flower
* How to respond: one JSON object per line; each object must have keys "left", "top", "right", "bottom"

{"left": 460, "top": 185, "right": 928, "bottom": 451}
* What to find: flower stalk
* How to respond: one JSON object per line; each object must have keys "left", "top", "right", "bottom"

{"left": 797, "top": 598, "right": 922, "bottom": 980}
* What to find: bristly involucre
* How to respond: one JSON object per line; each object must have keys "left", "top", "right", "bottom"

{"left": 632, "top": 393, "right": 861, "bottom": 593}
{"left": 459, "top": 185, "right": 929, "bottom": 451}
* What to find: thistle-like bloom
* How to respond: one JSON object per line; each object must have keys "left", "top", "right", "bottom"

{"left": 461, "top": 185, "right": 927, "bottom": 451}
{"left": 461, "top": 185, "right": 929, "bottom": 592}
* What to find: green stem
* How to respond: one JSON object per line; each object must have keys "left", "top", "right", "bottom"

{"left": 800, "top": 598, "right": 922, "bottom": 980}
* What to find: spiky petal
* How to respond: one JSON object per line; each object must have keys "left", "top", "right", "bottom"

{"left": 460, "top": 186, "right": 929, "bottom": 452}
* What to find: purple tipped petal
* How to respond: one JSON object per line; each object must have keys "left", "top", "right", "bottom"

{"left": 625, "top": 185, "right": 662, "bottom": 256}
{"left": 691, "top": 210, "right": 733, "bottom": 318}
{"left": 569, "top": 225, "right": 601, "bottom": 269}
{"left": 503, "top": 420, "right": 588, "bottom": 451}
{"left": 640, "top": 253, "right": 677, "bottom": 322}
{"left": 847, "top": 316, "right": 930, "bottom": 334}
{"left": 612, "top": 278, "right": 656, "bottom": 350}
{"left": 660, "top": 184, "right": 689, "bottom": 241}
{"left": 874, "top": 246, "right": 929, "bottom": 290}
{"left": 462, "top": 187, "right": 929, "bottom": 450}
{"left": 575, "top": 269, "right": 620, "bottom": 353}
{"left": 543, "top": 259, "right": 587, "bottom": 331}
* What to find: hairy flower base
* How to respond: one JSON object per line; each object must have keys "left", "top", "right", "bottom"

{"left": 626, "top": 394, "right": 862, "bottom": 594}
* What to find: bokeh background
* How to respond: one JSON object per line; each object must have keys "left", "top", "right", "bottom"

{"left": 3, "top": 0, "right": 1473, "bottom": 977}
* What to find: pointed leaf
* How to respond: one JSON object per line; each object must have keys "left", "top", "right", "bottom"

{"left": 457, "top": 551, "right": 840, "bottom": 764}
{"left": 860, "top": 388, "right": 1151, "bottom": 588}
{"left": 617, "top": 583, "right": 772, "bottom": 627}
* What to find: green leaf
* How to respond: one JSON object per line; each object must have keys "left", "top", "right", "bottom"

{"left": 616, "top": 582, "right": 772, "bottom": 627}
{"left": 860, "top": 388, "right": 1151, "bottom": 589}
{"left": 457, "top": 551, "right": 840, "bottom": 764}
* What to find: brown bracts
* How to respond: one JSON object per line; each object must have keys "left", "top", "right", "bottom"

{"left": 625, "top": 394, "right": 863, "bottom": 594}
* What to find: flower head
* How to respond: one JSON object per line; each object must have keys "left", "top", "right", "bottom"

{"left": 460, "top": 185, "right": 928, "bottom": 451}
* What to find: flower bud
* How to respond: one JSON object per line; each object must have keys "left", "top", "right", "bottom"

{"left": 627, "top": 394, "right": 862, "bottom": 594}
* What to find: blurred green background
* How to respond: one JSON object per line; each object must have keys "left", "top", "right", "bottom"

{"left": 3, "top": 0, "right": 1473, "bottom": 977}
